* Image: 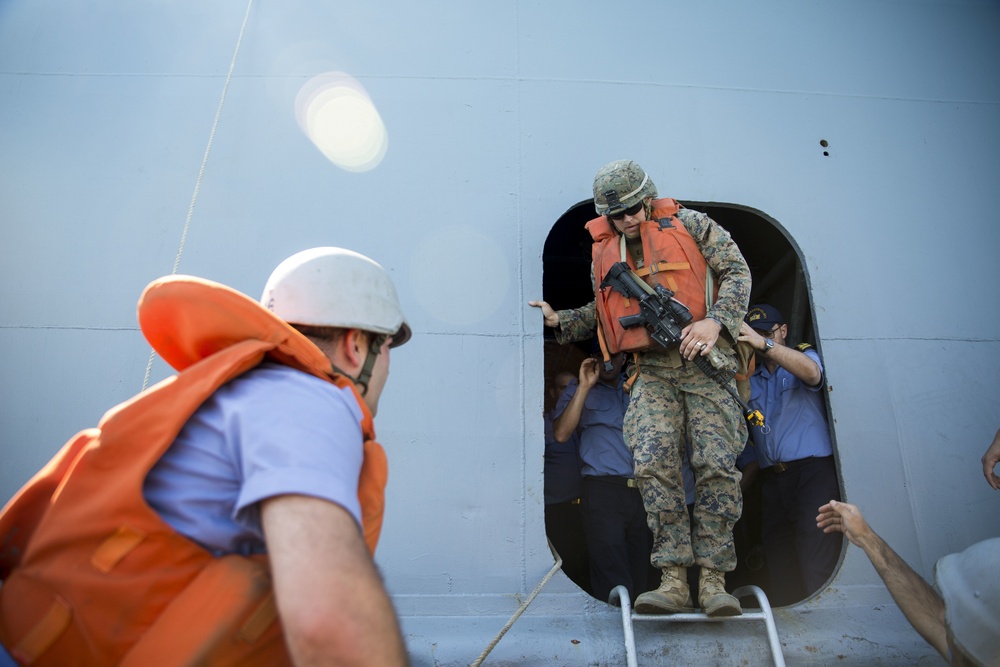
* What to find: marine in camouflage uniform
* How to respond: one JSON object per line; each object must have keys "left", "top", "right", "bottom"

{"left": 541, "top": 160, "right": 750, "bottom": 616}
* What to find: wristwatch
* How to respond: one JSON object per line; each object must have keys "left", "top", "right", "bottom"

{"left": 762, "top": 338, "right": 774, "bottom": 355}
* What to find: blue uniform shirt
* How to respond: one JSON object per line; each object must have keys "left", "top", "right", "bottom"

{"left": 553, "top": 378, "right": 634, "bottom": 478}
{"left": 543, "top": 410, "right": 584, "bottom": 503}
{"left": 747, "top": 346, "right": 833, "bottom": 468}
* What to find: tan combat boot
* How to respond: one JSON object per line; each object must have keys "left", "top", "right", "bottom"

{"left": 699, "top": 568, "right": 742, "bottom": 617}
{"left": 633, "top": 566, "right": 694, "bottom": 614}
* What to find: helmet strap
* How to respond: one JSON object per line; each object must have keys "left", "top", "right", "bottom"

{"left": 348, "top": 333, "right": 388, "bottom": 396}
{"left": 643, "top": 198, "right": 653, "bottom": 219}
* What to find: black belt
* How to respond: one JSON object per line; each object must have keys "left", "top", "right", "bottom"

{"left": 763, "top": 456, "right": 831, "bottom": 475}
{"left": 586, "top": 475, "right": 638, "bottom": 488}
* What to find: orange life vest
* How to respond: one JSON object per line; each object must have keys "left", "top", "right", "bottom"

{"left": 0, "top": 275, "right": 388, "bottom": 666}
{"left": 587, "top": 198, "right": 717, "bottom": 354}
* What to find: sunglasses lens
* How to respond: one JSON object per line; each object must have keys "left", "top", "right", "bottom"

{"left": 609, "top": 202, "right": 643, "bottom": 221}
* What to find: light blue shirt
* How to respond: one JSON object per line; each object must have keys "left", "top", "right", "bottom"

{"left": 144, "top": 362, "right": 365, "bottom": 556}
{"left": 747, "top": 347, "right": 833, "bottom": 468}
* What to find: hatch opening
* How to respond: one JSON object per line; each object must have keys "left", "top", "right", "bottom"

{"left": 539, "top": 199, "right": 842, "bottom": 607}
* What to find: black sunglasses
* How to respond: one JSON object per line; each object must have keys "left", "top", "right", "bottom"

{"left": 608, "top": 201, "right": 643, "bottom": 221}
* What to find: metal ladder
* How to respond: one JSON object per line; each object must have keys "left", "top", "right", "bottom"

{"left": 608, "top": 585, "right": 786, "bottom": 667}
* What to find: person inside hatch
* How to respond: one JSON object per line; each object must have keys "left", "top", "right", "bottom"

{"left": 0, "top": 247, "right": 411, "bottom": 666}
{"left": 529, "top": 160, "right": 751, "bottom": 616}
{"left": 738, "top": 304, "right": 842, "bottom": 606}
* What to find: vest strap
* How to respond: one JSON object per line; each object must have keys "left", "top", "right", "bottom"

{"left": 705, "top": 266, "right": 715, "bottom": 310}
{"left": 11, "top": 598, "right": 71, "bottom": 664}
{"left": 239, "top": 593, "right": 279, "bottom": 643}
{"left": 595, "top": 324, "right": 613, "bottom": 369}
{"left": 624, "top": 353, "right": 640, "bottom": 392}
{"left": 634, "top": 261, "right": 691, "bottom": 277}
{"left": 90, "top": 525, "right": 146, "bottom": 573}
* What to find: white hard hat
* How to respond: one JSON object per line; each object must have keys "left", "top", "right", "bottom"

{"left": 261, "top": 247, "right": 411, "bottom": 347}
{"left": 935, "top": 537, "right": 1000, "bottom": 666}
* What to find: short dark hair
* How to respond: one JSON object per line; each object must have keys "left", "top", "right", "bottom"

{"left": 290, "top": 323, "right": 348, "bottom": 343}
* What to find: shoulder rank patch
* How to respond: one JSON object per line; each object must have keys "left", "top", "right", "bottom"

{"left": 796, "top": 342, "right": 813, "bottom": 351}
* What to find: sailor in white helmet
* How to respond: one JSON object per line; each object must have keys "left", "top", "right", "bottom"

{"left": 1, "top": 247, "right": 411, "bottom": 666}
{"left": 145, "top": 247, "right": 411, "bottom": 665}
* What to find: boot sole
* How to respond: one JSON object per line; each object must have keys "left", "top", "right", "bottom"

{"left": 704, "top": 604, "right": 743, "bottom": 617}
{"left": 702, "top": 595, "right": 743, "bottom": 617}
{"left": 633, "top": 594, "right": 695, "bottom": 615}
{"left": 633, "top": 601, "right": 695, "bottom": 614}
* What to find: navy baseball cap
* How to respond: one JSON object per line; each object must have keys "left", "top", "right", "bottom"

{"left": 745, "top": 305, "right": 784, "bottom": 330}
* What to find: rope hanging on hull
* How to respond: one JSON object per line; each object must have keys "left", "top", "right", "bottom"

{"left": 142, "top": 0, "right": 256, "bottom": 391}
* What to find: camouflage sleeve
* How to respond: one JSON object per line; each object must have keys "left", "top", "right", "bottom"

{"left": 554, "top": 300, "right": 597, "bottom": 344}
{"left": 677, "top": 208, "right": 751, "bottom": 342}
{"left": 553, "top": 262, "right": 599, "bottom": 343}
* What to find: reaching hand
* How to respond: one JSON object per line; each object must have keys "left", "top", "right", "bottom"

{"left": 737, "top": 321, "right": 767, "bottom": 352}
{"left": 816, "top": 500, "right": 875, "bottom": 549}
{"left": 528, "top": 300, "right": 559, "bottom": 328}
{"left": 982, "top": 428, "right": 1000, "bottom": 490}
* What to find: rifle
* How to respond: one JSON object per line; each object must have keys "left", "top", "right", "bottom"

{"left": 599, "top": 261, "right": 764, "bottom": 428}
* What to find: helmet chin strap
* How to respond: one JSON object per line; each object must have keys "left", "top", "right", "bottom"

{"left": 332, "top": 333, "right": 387, "bottom": 396}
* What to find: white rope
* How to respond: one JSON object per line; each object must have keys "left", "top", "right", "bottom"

{"left": 141, "top": 0, "right": 255, "bottom": 391}
{"left": 469, "top": 553, "right": 563, "bottom": 667}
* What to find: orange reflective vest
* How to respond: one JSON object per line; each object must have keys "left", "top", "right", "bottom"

{"left": 0, "top": 275, "right": 388, "bottom": 666}
{"left": 586, "top": 198, "right": 716, "bottom": 355}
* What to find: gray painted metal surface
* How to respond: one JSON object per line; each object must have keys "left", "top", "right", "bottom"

{"left": 2, "top": 1, "right": 998, "bottom": 664}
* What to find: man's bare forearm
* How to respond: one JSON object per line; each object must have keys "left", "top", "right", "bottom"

{"left": 765, "top": 343, "right": 822, "bottom": 386}
{"left": 856, "top": 531, "right": 949, "bottom": 659}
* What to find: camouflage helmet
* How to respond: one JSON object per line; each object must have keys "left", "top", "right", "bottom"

{"left": 592, "top": 160, "right": 658, "bottom": 216}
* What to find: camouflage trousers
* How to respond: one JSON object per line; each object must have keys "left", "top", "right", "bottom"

{"left": 624, "top": 362, "right": 746, "bottom": 572}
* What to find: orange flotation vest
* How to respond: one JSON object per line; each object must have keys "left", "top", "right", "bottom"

{"left": 586, "top": 198, "right": 717, "bottom": 355}
{"left": 0, "top": 275, "right": 388, "bottom": 666}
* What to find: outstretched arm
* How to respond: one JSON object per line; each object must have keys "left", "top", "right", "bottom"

{"left": 982, "top": 428, "right": 1000, "bottom": 490}
{"left": 528, "top": 299, "right": 598, "bottom": 345}
{"left": 263, "top": 494, "right": 408, "bottom": 667}
{"left": 816, "top": 500, "right": 948, "bottom": 660}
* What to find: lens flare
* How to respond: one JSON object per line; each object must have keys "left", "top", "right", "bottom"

{"left": 295, "top": 72, "right": 388, "bottom": 172}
